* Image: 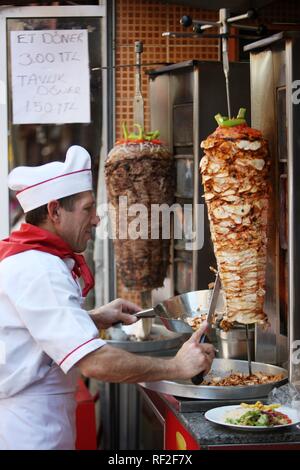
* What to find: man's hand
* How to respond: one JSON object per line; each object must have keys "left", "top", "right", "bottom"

{"left": 171, "top": 321, "right": 215, "bottom": 380}
{"left": 89, "top": 298, "right": 141, "bottom": 329}
{"left": 78, "top": 320, "right": 216, "bottom": 383}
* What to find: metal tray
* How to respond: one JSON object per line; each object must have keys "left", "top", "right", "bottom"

{"left": 106, "top": 324, "right": 186, "bottom": 353}
{"left": 139, "top": 358, "right": 288, "bottom": 399}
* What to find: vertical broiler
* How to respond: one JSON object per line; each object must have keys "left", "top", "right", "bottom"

{"left": 200, "top": 110, "right": 270, "bottom": 327}
{"left": 115, "top": 30, "right": 300, "bottom": 450}
{"left": 148, "top": 32, "right": 300, "bottom": 387}
{"left": 244, "top": 32, "right": 300, "bottom": 386}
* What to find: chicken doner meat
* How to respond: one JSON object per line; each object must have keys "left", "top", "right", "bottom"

{"left": 200, "top": 109, "right": 270, "bottom": 325}
{"left": 105, "top": 125, "right": 174, "bottom": 290}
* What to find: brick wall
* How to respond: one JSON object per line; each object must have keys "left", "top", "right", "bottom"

{"left": 258, "top": 0, "right": 300, "bottom": 23}
{"left": 114, "top": 0, "right": 300, "bottom": 144}
{"left": 115, "top": 0, "right": 219, "bottom": 141}
{"left": 113, "top": 0, "right": 300, "bottom": 303}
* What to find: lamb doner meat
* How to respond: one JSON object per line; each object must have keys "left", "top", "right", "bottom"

{"left": 105, "top": 125, "right": 174, "bottom": 290}
{"left": 200, "top": 109, "right": 270, "bottom": 324}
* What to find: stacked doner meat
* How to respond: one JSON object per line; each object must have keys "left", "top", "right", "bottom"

{"left": 105, "top": 124, "right": 174, "bottom": 290}
{"left": 200, "top": 109, "right": 270, "bottom": 325}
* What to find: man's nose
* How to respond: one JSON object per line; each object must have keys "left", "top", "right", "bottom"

{"left": 92, "top": 214, "right": 100, "bottom": 226}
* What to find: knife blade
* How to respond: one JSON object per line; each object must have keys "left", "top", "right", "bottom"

{"left": 133, "top": 40, "right": 144, "bottom": 128}
{"left": 206, "top": 272, "right": 221, "bottom": 328}
{"left": 191, "top": 272, "right": 221, "bottom": 385}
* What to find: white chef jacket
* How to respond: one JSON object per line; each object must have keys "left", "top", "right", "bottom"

{"left": 0, "top": 250, "right": 106, "bottom": 450}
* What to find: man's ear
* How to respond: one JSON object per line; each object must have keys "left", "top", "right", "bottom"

{"left": 47, "top": 200, "right": 61, "bottom": 223}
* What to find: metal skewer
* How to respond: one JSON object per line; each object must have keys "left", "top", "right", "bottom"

{"left": 220, "top": 9, "right": 231, "bottom": 118}
{"left": 223, "top": 40, "right": 231, "bottom": 118}
{"left": 133, "top": 40, "right": 144, "bottom": 128}
{"left": 169, "top": 8, "right": 261, "bottom": 118}
{"left": 245, "top": 324, "right": 252, "bottom": 376}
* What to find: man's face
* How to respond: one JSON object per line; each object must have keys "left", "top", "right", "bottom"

{"left": 57, "top": 191, "right": 100, "bottom": 253}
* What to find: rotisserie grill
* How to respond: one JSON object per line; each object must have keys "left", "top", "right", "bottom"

{"left": 200, "top": 110, "right": 270, "bottom": 325}
{"left": 105, "top": 126, "right": 174, "bottom": 290}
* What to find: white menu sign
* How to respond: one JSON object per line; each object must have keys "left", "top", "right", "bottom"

{"left": 10, "top": 29, "right": 90, "bottom": 124}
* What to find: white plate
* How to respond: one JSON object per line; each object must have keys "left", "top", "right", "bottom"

{"left": 205, "top": 405, "right": 300, "bottom": 431}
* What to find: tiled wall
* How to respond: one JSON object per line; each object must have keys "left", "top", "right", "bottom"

{"left": 115, "top": 0, "right": 219, "bottom": 141}
{"left": 258, "top": 0, "right": 300, "bottom": 23}
{"left": 113, "top": 0, "right": 300, "bottom": 303}
{"left": 114, "top": 0, "right": 300, "bottom": 144}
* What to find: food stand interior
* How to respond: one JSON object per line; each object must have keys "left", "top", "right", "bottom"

{"left": 1, "top": 0, "right": 300, "bottom": 451}
{"left": 101, "top": 32, "right": 300, "bottom": 450}
{"left": 133, "top": 31, "right": 300, "bottom": 450}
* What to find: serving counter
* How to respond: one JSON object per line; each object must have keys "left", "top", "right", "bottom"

{"left": 138, "top": 386, "right": 300, "bottom": 450}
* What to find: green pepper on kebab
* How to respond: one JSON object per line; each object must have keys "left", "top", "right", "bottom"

{"left": 215, "top": 108, "right": 247, "bottom": 127}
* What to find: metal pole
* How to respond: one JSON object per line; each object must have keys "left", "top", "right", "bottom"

{"left": 133, "top": 40, "right": 144, "bottom": 128}
{"left": 245, "top": 325, "right": 253, "bottom": 376}
{"left": 220, "top": 9, "right": 231, "bottom": 118}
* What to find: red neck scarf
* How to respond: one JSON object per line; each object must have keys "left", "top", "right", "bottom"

{"left": 0, "top": 223, "right": 94, "bottom": 297}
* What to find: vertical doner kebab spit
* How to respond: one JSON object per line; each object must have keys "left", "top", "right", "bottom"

{"left": 200, "top": 109, "right": 270, "bottom": 325}
{"left": 105, "top": 124, "right": 174, "bottom": 290}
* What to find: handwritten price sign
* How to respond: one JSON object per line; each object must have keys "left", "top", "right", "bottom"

{"left": 10, "top": 30, "right": 91, "bottom": 124}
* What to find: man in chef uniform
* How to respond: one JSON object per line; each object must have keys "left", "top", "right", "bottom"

{"left": 0, "top": 145, "right": 214, "bottom": 450}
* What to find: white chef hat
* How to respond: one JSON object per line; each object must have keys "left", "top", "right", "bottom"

{"left": 8, "top": 145, "right": 93, "bottom": 213}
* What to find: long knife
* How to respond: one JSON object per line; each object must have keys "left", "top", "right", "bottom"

{"left": 133, "top": 40, "right": 144, "bottom": 128}
{"left": 191, "top": 273, "right": 221, "bottom": 385}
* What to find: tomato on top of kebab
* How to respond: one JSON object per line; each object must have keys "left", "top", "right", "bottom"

{"left": 213, "top": 107, "right": 262, "bottom": 140}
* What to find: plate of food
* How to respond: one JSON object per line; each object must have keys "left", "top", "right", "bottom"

{"left": 205, "top": 401, "right": 300, "bottom": 431}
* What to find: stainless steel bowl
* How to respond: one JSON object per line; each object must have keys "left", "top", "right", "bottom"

{"left": 139, "top": 358, "right": 288, "bottom": 400}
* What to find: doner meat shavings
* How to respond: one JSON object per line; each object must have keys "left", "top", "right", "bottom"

{"left": 105, "top": 124, "right": 174, "bottom": 290}
{"left": 200, "top": 111, "right": 270, "bottom": 325}
{"left": 202, "top": 372, "right": 284, "bottom": 386}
